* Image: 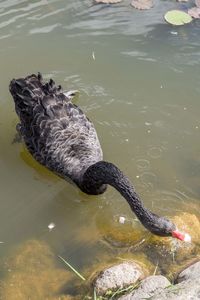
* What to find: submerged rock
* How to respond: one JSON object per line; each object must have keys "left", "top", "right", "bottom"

{"left": 119, "top": 275, "right": 170, "bottom": 300}
{"left": 93, "top": 261, "right": 144, "bottom": 295}
{"left": 96, "top": 212, "right": 146, "bottom": 247}
{"left": 119, "top": 260, "right": 200, "bottom": 300}
{"left": 176, "top": 260, "right": 200, "bottom": 283}
{"left": 150, "top": 277, "right": 200, "bottom": 300}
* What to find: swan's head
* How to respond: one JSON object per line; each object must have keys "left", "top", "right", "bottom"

{"left": 149, "top": 215, "right": 191, "bottom": 242}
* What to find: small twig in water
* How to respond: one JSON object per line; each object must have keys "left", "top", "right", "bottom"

{"left": 94, "top": 288, "right": 97, "bottom": 300}
{"left": 153, "top": 260, "right": 159, "bottom": 275}
{"left": 58, "top": 255, "right": 86, "bottom": 281}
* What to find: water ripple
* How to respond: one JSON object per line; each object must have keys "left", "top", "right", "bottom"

{"left": 136, "top": 159, "right": 150, "bottom": 171}
{"left": 29, "top": 23, "right": 60, "bottom": 34}
{"left": 0, "top": 11, "right": 30, "bottom": 29}
{"left": 27, "top": 8, "right": 66, "bottom": 21}
{"left": 147, "top": 147, "right": 162, "bottom": 159}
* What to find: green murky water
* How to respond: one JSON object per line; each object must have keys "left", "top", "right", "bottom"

{"left": 0, "top": 0, "right": 200, "bottom": 298}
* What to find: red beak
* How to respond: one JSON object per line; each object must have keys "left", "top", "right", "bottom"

{"left": 172, "top": 230, "right": 191, "bottom": 242}
{"left": 172, "top": 230, "right": 185, "bottom": 240}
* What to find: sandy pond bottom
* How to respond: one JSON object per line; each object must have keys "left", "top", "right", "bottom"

{"left": 0, "top": 240, "right": 73, "bottom": 300}
{"left": 0, "top": 211, "right": 199, "bottom": 299}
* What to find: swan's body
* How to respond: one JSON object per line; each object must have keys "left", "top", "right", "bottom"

{"left": 10, "top": 74, "right": 102, "bottom": 186}
{"left": 9, "top": 73, "right": 189, "bottom": 241}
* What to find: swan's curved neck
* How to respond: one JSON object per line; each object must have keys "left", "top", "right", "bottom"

{"left": 80, "top": 161, "right": 158, "bottom": 232}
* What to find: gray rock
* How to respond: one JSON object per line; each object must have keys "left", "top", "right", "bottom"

{"left": 151, "top": 277, "right": 200, "bottom": 300}
{"left": 177, "top": 261, "right": 200, "bottom": 283}
{"left": 119, "top": 275, "right": 170, "bottom": 300}
{"left": 93, "top": 261, "right": 144, "bottom": 295}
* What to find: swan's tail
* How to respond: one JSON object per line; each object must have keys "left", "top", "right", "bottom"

{"left": 9, "top": 73, "right": 63, "bottom": 116}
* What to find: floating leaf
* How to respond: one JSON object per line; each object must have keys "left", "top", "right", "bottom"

{"left": 188, "top": 6, "right": 200, "bottom": 18}
{"left": 195, "top": 0, "right": 200, "bottom": 7}
{"left": 164, "top": 10, "right": 192, "bottom": 25}
{"left": 95, "top": 0, "right": 122, "bottom": 3}
{"left": 131, "top": 0, "right": 153, "bottom": 10}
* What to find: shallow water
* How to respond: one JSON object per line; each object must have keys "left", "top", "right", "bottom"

{"left": 0, "top": 0, "right": 200, "bottom": 298}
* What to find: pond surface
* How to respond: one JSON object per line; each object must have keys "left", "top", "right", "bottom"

{"left": 0, "top": 0, "right": 200, "bottom": 298}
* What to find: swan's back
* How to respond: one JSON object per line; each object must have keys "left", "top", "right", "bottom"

{"left": 9, "top": 73, "right": 103, "bottom": 183}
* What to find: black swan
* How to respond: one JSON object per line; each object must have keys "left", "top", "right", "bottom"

{"left": 9, "top": 73, "right": 190, "bottom": 242}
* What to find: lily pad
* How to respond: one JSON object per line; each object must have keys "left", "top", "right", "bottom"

{"left": 164, "top": 10, "right": 192, "bottom": 25}
{"left": 188, "top": 7, "right": 200, "bottom": 18}
{"left": 131, "top": 0, "right": 153, "bottom": 10}
{"left": 131, "top": 0, "right": 153, "bottom": 9}
{"left": 95, "top": 0, "right": 122, "bottom": 3}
